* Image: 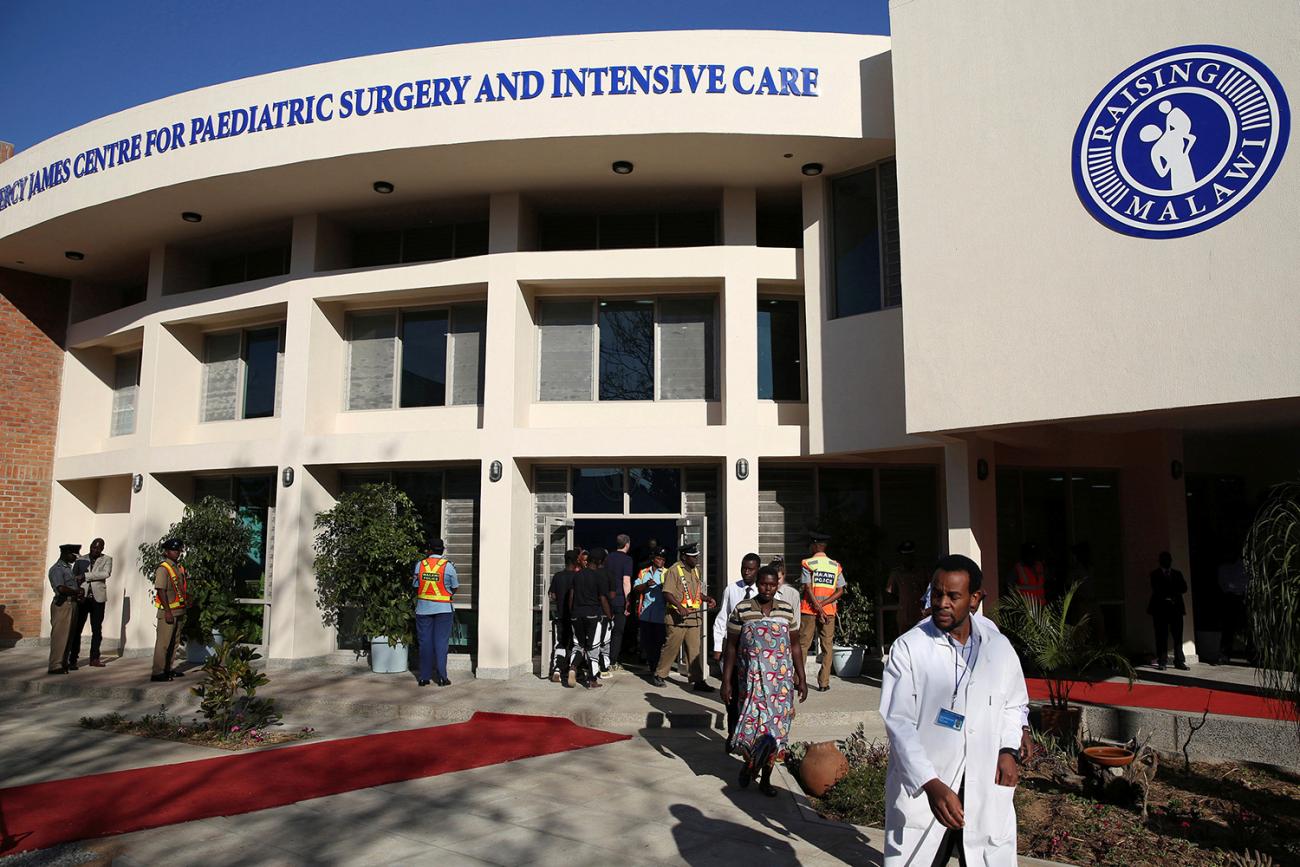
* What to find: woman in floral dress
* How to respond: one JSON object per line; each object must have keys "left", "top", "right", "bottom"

{"left": 721, "top": 565, "right": 808, "bottom": 796}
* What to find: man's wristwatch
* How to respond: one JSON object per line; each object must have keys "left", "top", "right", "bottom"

{"left": 999, "top": 747, "right": 1022, "bottom": 764}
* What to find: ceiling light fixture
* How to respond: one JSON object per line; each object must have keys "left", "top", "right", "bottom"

{"left": 611, "top": 160, "right": 634, "bottom": 175}
{"left": 801, "top": 162, "right": 823, "bottom": 176}
{"left": 181, "top": 211, "right": 202, "bottom": 223}
{"left": 65, "top": 250, "right": 85, "bottom": 261}
{"left": 373, "top": 180, "right": 394, "bottom": 194}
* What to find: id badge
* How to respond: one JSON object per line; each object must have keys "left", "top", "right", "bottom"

{"left": 935, "top": 708, "right": 965, "bottom": 731}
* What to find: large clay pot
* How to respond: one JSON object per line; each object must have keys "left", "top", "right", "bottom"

{"left": 1037, "top": 703, "right": 1083, "bottom": 746}
{"left": 799, "top": 741, "right": 849, "bottom": 796}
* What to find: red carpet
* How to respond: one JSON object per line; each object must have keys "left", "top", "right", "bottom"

{"left": 1026, "top": 678, "right": 1293, "bottom": 721}
{"left": 0, "top": 712, "right": 628, "bottom": 856}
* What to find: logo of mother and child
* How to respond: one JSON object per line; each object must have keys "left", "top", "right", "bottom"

{"left": 1073, "top": 45, "right": 1290, "bottom": 239}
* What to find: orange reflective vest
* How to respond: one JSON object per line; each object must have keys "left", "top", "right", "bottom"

{"left": 800, "top": 554, "right": 844, "bottom": 616}
{"left": 153, "top": 560, "right": 189, "bottom": 610}
{"left": 1015, "top": 562, "right": 1046, "bottom": 601}
{"left": 416, "top": 557, "right": 453, "bottom": 603}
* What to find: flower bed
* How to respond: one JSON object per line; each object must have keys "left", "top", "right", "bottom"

{"left": 81, "top": 706, "right": 315, "bottom": 751}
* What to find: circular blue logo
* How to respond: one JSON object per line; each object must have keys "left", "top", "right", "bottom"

{"left": 1072, "top": 45, "right": 1290, "bottom": 239}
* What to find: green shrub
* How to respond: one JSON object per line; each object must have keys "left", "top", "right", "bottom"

{"left": 819, "top": 754, "right": 889, "bottom": 826}
{"left": 191, "top": 630, "right": 279, "bottom": 733}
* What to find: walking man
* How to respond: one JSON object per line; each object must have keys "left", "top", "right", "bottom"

{"left": 413, "top": 538, "right": 458, "bottom": 687}
{"left": 1148, "top": 551, "right": 1189, "bottom": 670}
{"left": 629, "top": 547, "right": 668, "bottom": 671}
{"left": 799, "top": 532, "right": 845, "bottom": 692}
{"left": 604, "top": 534, "right": 635, "bottom": 673}
{"left": 713, "top": 552, "right": 762, "bottom": 741}
{"left": 47, "top": 544, "right": 82, "bottom": 675}
{"left": 549, "top": 548, "right": 581, "bottom": 684}
{"left": 150, "top": 539, "right": 189, "bottom": 682}
{"left": 880, "top": 554, "right": 1029, "bottom": 866}
{"left": 70, "top": 537, "right": 113, "bottom": 668}
{"left": 652, "top": 541, "right": 715, "bottom": 691}
{"left": 571, "top": 547, "right": 613, "bottom": 689}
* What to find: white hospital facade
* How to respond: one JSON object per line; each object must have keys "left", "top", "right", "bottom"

{"left": 1, "top": 2, "right": 1296, "bottom": 675}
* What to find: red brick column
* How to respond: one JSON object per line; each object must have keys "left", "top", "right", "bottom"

{"left": 0, "top": 267, "right": 68, "bottom": 645}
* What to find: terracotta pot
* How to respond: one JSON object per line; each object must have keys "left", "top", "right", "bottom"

{"left": 1037, "top": 704, "right": 1083, "bottom": 744}
{"left": 799, "top": 741, "right": 849, "bottom": 796}
{"left": 1083, "top": 746, "right": 1135, "bottom": 768}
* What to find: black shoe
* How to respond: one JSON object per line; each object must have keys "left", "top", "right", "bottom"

{"left": 760, "top": 781, "right": 779, "bottom": 797}
{"left": 66, "top": 663, "right": 79, "bottom": 671}
{"left": 651, "top": 676, "right": 667, "bottom": 687}
{"left": 150, "top": 674, "right": 171, "bottom": 682}
{"left": 1157, "top": 663, "right": 1167, "bottom": 670}
{"left": 165, "top": 669, "right": 185, "bottom": 677}
{"left": 47, "top": 668, "right": 67, "bottom": 676}
{"left": 418, "top": 679, "right": 431, "bottom": 686}
{"left": 738, "top": 764, "right": 752, "bottom": 788}
{"left": 438, "top": 678, "right": 451, "bottom": 686}
{"left": 693, "top": 682, "right": 714, "bottom": 693}
{"left": 1175, "top": 662, "right": 1190, "bottom": 671}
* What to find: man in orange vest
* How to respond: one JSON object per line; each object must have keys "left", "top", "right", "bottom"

{"left": 1012, "top": 543, "right": 1046, "bottom": 602}
{"left": 150, "top": 538, "right": 189, "bottom": 682}
{"left": 799, "top": 531, "right": 846, "bottom": 692}
{"left": 412, "top": 538, "right": 458, "bottom": 687}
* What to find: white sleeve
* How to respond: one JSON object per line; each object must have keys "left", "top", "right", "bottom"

{"left": 1001, "top": 648, "right": 1032, "bottom": 750}
{"left": 712, "top": 585, "right": 736, "bottom": 652}
{"left": 880, "top": 639, "right": 939, "bottom": 796}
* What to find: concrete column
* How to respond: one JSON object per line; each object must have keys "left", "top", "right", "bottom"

{"left": 942, "top": 436, "right": 999, "bottom": 602}
{"left": 723, "top": 456, "right": 759, "bottom": 591}
{"left": 489, "top": 192, "right": 523, "bottom": 254}
{"left": 801, "top": 178, "right": 827, "bottom": 455}
{"left": 119, "top": 471, "right": 189, "bottom": 655}
{"left": 722, "top": 187, "right": 756, "bottom": 246}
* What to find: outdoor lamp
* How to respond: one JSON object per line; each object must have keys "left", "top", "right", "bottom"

{"left": 800, "top": 162, "right": 823, "bottom": 176}
{"left": 181, "top": 212, "right": 203, "bottom": 223}
{"left": 611, "top": 161, "right": 634, "bottom": 175}
{"left": 736, "top": 458, "right": 750, "bottom": 481}
{"left": 489, "top": 460, "right": 503, "bottom": 483}
{"left": 282, "top": 466, "right": 295, "bottom": 488}
{"left": 131, "top": 474, "right": 143, "bottom": 493}
{"left": 373, "top": 180, "right": 395, "bottom": 194}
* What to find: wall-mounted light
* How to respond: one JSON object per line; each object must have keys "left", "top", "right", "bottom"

{"left": 611, "top": 160, "right": 634, "bottom": 175}
{"left": 373, "top": 180, "right": 394, "bottom": 194}
{"left": 181, "top": 211, "right": 203, "bottom": 223}
{"left": 800, "top": 162, "right": 823, "bottom": 176}
{"left": 1170, "top": 460, "right": 1184, "bottom": 480}
{"left": 735, "top": 458, "right": 750, "bottom": 481}
{"left": 489, "top": 460, "right": 503, "bottom": 483}
{"left": 131, "top": 473, "right": 143, "bottom": 493}
{"left": 65, "top": 250, "right": 85, "bottom": 261}
{"left": 282, "top": 466, "right": 295, "bottom": 488}
{"left": 976, "top": 459, "right": 989, "bottom": 481}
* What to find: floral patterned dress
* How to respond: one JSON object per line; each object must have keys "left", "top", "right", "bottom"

{"left": 729, "top": 609, "right": 797, "bottom": 767}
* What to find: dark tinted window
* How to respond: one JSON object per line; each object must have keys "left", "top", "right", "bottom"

{"left": 831, "top": 167, "right": 883, "bottom": 317}
{"left": 539, "top": 215, "right": 599, "bottom": 251}
{"left": 403, "top": 225, "right": 455, "bottom": 263}
{"left": 629, "top": 468, "right": 681, "bottom": 513}
{"left": 245, "top": 247, "right": 290, "bottom": 281}
{"left": 353, "top": 231, "right": 403, "bottom": 267}
{"left": 657, "top": 211, "right": 717, "bottom": 247}
{"left": 455, "top": 220, "right": 489, "bottom": 257}
{"left": 598, "top": 300, "right": 654, "bottom": 400}
{"left": 572, "top": 468, "right": 623, "bottom": 513}
{"left": 758, "top": 299, "right": 802, "bottom": 400}
{"left": 400, "top": 310, "right": 449, "bottom": 407}
{"left": 242, "top": 328, "right": 280, "bottom": 419}
{"left": 757, "top": 202, "right": 803, "bottom": 248}
{"left": 600, "top": 213, "right": 657, "bottom": 249}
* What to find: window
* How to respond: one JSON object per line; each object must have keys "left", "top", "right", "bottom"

{"left": 830, "top": 158, "right": 901, "bottom": 317}
{"left": 201, "top": 326, "right": 284, "bottom": 422}
{"left": 537, "top": 211, "right": 718, "bottom": 251}
{"left": 629, "top": 467, "right": 681, "bottom": 514}
{"left": 352, "top": 220, "right": 489, "bottom": 268}
{"left": 345, "top": 303, "right": 486, "bottom": 411}
{"left": 538, "top": 297, "right": 717, "bottom": 402}
{"left": 208, "top": 246, "right": 290, "bottom": 288}
{"left": 572, "top": 468, "right": 624, "bottom": 513}
{"left": 109, "top": 352, "right": 140, "bottom": 436}
{"left": 757, "top": 298, "right": 802, "bottom": 400}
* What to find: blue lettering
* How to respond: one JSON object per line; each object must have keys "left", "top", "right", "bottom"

{"left": 317, "top": 92, "right": 334, "bottom": 121}
{"left": 520, "top": 70, "right": 543, "bottom": 99}
{"left": 450, "top": 74, "right": 471, "bottom": 105}
{"left": 733, "top": 66, "right": 755, "bottom": 95}
{"left": 801, "top": 67, "right": 819, "bottom": 96}
{"left": 652, "top": 65, "right": 670, "bottom": 94}
{"left": 706, "top": 64, "right": 726, "bottom": 94}
{"left": 475, "top": 74, "right": 498, "bottom": 103}
{"left": 415, "top": 80, "right": 431, "bottom": 109}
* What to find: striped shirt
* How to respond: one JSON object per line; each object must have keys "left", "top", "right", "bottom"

{"left": 727, "top": 597, "right": 797, "bottom": 636}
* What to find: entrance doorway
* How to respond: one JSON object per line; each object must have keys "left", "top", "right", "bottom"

{"left": 573, "top": 518, "right": 680, "bottom": 569}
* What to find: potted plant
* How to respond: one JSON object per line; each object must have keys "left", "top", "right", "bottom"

{"left": 831, "top": 583, "right": 874, "bottom": 678}
{"left": 313, "top": 482, "right": 421, "bottom": 673}
{"left": 996, "top": 580, "right": 1135, "bottom": 745}
{"left": 139, "top": 496, "right": 253, "bottom": 661}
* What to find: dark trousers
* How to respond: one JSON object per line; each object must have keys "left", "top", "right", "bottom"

{"left": 68, "top": 598, "right": 106, "bottom": 663}
{"left": 725, "top": 662, "right": 742, "bottom": 742}
{"left": 1219, "top": 594, "right": 1252, "bottom": 661}
{"left": 639, "top": 621, "right": 665, "bottom": 671}
{"left": 573, "top": 615, "right": 606, "bottom": 683}
{"left": 609, "top": 610, "right": 628, "bottom": 666}
{"left": 416, "top": 612, "right": 453, "bottom": 682}
{"left": 550, "top": 617, "right": 573, "bottom": 678}
{"left": 931, "top": 777, "right": 966, "bottom": 867}
{"left": 1153, "top": 612, "right": 1185, "bottom": 665}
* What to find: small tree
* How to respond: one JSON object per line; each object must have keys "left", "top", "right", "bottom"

{"left": 191, "top": 629, "right": 279, "bottom": 734}
{"left": 834, "top": 583, "right": 875, "bottom": 647}
{"left": 1243, "top": 481, "right": 1300, "bottom": 730}
{"left": 314, "top": 482, "right": 421, "bottom": 647}
{"left": 997, "top": 580, "right": 1134, "bottom": 709}
{"left": 139, "top": 496, "right": 254, "bottom": 642}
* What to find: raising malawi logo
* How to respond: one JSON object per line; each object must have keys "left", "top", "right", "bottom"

{"left": 1072, "top": 45, "right": 1290, "bottom": 239}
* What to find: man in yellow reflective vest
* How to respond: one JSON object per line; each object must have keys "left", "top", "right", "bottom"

{"left": 799, "top": 531, "right": 846, "bottom": 692}
{"left": 151, "top": 538, "right": 189, "bottom": 682}
{"left": 412, "top": 538, "right": 458, "bottom": 687}
{"left": 651, "top": 542, "right": 716, "bottom": 691}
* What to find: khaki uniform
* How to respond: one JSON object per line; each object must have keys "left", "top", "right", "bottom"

{"left": 151, "top": 561, "right": 188, "bottom": 677}
{"left": 799, "top": 553, "right": 845, "bottom": 690}
{"left": 654, "top": 560, "right": 706, "bottom": 682}
{"left": 47, "top": 560, "right": 78, "bottom": 673}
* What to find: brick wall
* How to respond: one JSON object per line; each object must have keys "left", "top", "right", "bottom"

{"left": 0, "top": 267, "right": 68, "bottom": 645}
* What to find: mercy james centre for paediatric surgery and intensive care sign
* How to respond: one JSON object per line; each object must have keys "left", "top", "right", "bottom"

{"left": 1072, "top": 45, "right": 1290, "bottom": 239}
{"left": 0, "top": 62, "right": 821, "bottom": 214}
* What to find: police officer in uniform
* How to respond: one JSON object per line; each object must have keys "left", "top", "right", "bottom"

{"left": 47, "top": 544, "right": 82, "bottom": 675}
{"left": 651, "top": 542, "right": 716, "bottom": 691}
{"left": 412, "top": 538, "right": 458, "bottom": 687}
{"left": 799, "top": 531, "right": 846, "bottom": 692}
{"left": 151, "top": 538, "right": 189, "bottom": 682}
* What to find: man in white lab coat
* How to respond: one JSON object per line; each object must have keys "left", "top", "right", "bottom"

{"left": 880, "top": 554, "right": 1028, "bottom": 866}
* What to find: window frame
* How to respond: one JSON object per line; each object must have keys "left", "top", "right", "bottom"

{"left": 756, "top": 294, "right": 807, "bottom": 403}
{"left": 535, "top": 294, "right": 720, "bottom": 403}
{"left": 828, "top": 156, "right": 900, "bottom": 319}
{"left": 108, "top": 350, "right": 142, "bottom": 437}
{"left": 345, "top": 303, "right": 484, "bottom": 411}
{"left": 200, "top": 323, "right": 284, "bottom": 423}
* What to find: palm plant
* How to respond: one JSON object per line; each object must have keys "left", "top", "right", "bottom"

{"left": 1242, "top": 481, "right": 1300, "bottom": 730}
{"left": 996, "top": 580, "right": 1135, "bottom": 709}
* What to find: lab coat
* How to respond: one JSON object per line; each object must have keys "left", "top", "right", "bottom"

{"left": 880, "top": 614, "right": 1028, "bottom": 867}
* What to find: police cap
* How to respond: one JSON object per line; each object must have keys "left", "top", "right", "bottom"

{"left": 59, "top": 543, "right": 82, "bottom": 554}
{"left": 162, "top": 538, "right": 184, "bottom": 551}
{"left": 652, "top": 547, "right": 667, "bottom": 559}
{"left": 898, "top": 540, "right": 916, "bottom": 555}
{"left": 809, "top": 531, "right": 831, "bottom": 544}
{"left": 426, "top": 537, "right": 446, "bottom": 553}
{"left": 679, "top": 541, "right": 700, "bottom": 556}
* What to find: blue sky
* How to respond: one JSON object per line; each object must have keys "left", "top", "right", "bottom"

{"left": 1, "top": 0, "right": 890, "bottom": 151}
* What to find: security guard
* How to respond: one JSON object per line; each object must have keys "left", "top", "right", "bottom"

{"left": 47, "top": 544, "right": 82, "bottom": 675}
{"left": 412, "top": 538, "right": 458, "bottom": 687}
{"left": 799, "top": 531, "right": 846, "bottom": 692}
{"left": 651, "top": 542, "right": 716, "bottom": 691}
{"left": 151, "top": 538, "right": 189, "bottom": 682}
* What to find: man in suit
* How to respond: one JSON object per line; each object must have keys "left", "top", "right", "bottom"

{"left": 71, "top": 537, "right": 113, "bottom": 667}
{"left": 1148, "top": 551, "right": 1189, "bottom": 670}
